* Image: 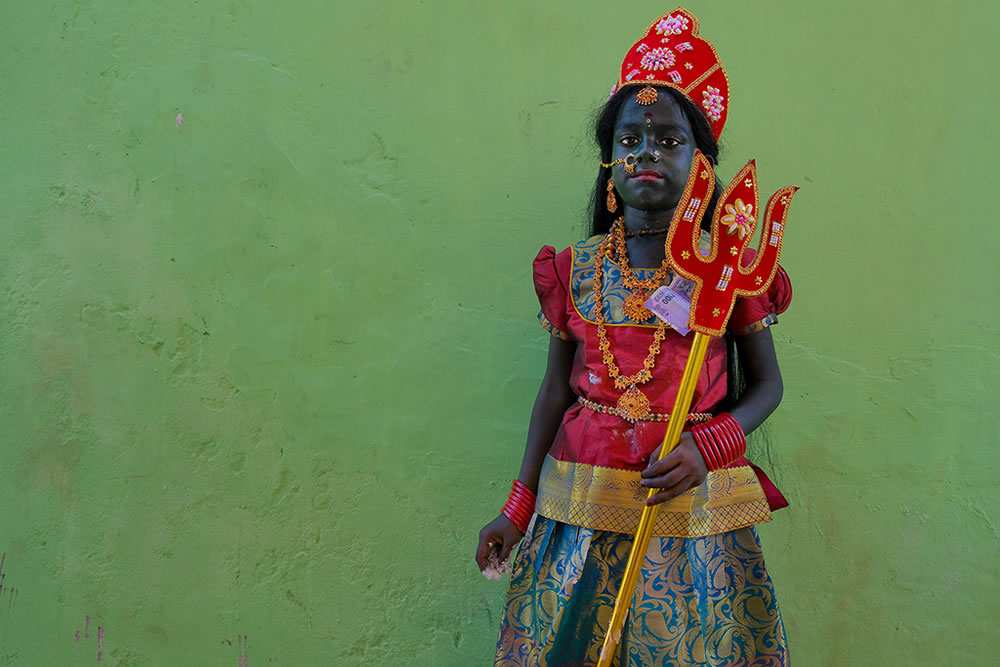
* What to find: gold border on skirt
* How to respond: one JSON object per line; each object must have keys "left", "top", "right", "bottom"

{"left": 535, "top": 455, "right": 771, "bottom": 538}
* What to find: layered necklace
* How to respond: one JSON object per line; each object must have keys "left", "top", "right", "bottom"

{"left": 593, "top": 217, "right": 674, "bottom": 422}
{"left": 607, "top": 217, "right": 673, "bottom": 322}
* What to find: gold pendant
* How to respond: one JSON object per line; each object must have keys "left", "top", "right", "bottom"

{"left": 616, "top": 386, "right": 651, "bottom": 423}
{"left": 623, "top": 292, "right": 652, "bottom": 322}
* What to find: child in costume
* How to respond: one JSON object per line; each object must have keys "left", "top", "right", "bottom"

{"left": 476, "top": 9, "right": 791, "bottom": 666}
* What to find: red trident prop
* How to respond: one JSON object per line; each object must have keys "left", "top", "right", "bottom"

{"left": 668, "top": 152, "right": 796, "bottom": 336}
{"left": 597, "top": 151, "right": 796, "bottom": 665}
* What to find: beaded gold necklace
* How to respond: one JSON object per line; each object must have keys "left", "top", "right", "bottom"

{"left": 593, "top": 226, "right": 670, "bottom": 422}
{"left": 607, "top": 218, "right": 674, "bottom": 322}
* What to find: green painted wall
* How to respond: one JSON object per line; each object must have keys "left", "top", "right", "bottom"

{"left": 0, "top": 1, "right": 996, "bottom": 664}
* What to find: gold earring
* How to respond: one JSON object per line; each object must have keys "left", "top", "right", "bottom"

{"left": 606, "top": 178, "right": 617, "bottom": 212}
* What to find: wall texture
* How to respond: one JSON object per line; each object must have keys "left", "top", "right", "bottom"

{"left": 1, "top": 1, "right": 996, "bottom": 664}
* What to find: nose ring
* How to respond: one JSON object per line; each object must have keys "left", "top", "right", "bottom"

{"left": 623, "top": 152, "right": 637, "bottom": 174}
{"left": 600, "top": 152, "right": 638, "bottom": 175}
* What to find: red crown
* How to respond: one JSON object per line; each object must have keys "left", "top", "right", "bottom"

{"left": 610, "top": 8, "right": 730, "bottom": 140}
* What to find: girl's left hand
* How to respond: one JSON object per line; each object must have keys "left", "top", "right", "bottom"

{"left": 640, "top": 432, "right": 708, "bottom": 505}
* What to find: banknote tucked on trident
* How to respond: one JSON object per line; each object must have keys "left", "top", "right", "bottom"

{"left": 645, "top": 275, "right": 696, "bottom": 336}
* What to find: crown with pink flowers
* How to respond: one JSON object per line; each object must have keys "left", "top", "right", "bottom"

{"left": 610, "top": 8, "right": 730, "bottom": 140}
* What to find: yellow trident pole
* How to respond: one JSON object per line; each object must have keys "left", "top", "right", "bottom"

{"left": 596, "top": 331, "right": 711, "bottom": 667}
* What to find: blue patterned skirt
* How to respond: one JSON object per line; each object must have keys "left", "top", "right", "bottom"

{"left": 494, "top": 516, "right": 788, "bottom": 666}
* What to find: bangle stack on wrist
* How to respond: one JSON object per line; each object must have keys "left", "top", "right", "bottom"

{"left": 691, "top": 413, "right": 747, "bottom": 471}
{"left": 501, "top": 480, "right": 536, "bottom": 534}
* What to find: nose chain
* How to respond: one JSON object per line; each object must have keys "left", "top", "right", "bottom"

{"left": 600, "top": 149, "right": 661, "bottom": 174}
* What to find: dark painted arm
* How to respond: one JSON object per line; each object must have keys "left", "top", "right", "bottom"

{"left": 727, "top": 327, "right": 784, "bottom": 434}
{"left": 476, "top": 335, "right": 577, "bottom": 570}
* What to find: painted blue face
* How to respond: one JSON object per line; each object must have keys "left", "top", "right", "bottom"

{"left": 611, "top": 89, "right": 696, "bottom": 213}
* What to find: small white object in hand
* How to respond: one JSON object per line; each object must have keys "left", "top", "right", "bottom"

{"left": 481, "top": 542, "right": 510, "bottom": 581}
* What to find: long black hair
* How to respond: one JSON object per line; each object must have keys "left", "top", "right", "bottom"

{"left": 587, "top": 85, "right": 745, "bottom": 412}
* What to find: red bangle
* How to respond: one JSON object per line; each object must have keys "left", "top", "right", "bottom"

{"left": 693, "top": 414, "right": 749, "bottom": 472}
{"left": 501, "top": 480, "right": 536, "bottom": 534}
{"left": 506, "top": 503, "right": 532, "bottom": 529}
{"left": 506, "top": 489, "right": 534, "bottom": 512}
{"left": 691, "top": 423, "right": 722, "bottom": 470}
{"left": 718, "top": 413, "right": 746, "bottom": 449}
{"left": 512, "top": 479, "right": 533, "bottom": 496}
{"left": 504, "top": 503, "right": 530, "bottom": 526}
{"left": 702, "top": 431, "right": 724, "bottom": 470}
{"left": 713, "top": 414, "right": 747, "bottom": 466}
{"left": 714, "top": 422, "right": 738, "bottom": 465}
{"left": 508, "top": 490, "right": 535, "bottom": 514}
{"left": 702, "top": 424, "right": 726, "bottom": 469}
{"left": 707, "top": 422, "right": 737, "bottom": 465}
{"left": 501, "top": 506, "right": 528, "bottom": 533}
{"left": 510, "top": 484, "right": 533, "bottom": 500}
{"left": 509, "top": 482, "right": 533, "bottom": 502}
{"left": 724, "top": 423, "right": 744, "bottom": 462}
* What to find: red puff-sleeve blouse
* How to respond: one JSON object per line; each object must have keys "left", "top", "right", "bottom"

{"left": 531, "top": 239, "right": 791, "bottom": 511}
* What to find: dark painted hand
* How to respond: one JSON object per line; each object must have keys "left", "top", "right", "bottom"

{"left": 640, "top": 431, "right": 708, "bottom": 505}
{"left": 475, "top": 514, "right": 523, "bottom": 574}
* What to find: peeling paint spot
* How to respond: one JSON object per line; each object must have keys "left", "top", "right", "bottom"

{"left": 175, "top": 113, "right": 184, "bottom": 128}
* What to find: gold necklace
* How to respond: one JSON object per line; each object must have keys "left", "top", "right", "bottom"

{"left": 608, "top": 218, "right": 673, "bottom": 321}
{"left": 593, "top": 231, "right": 668, "bottom": 422}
